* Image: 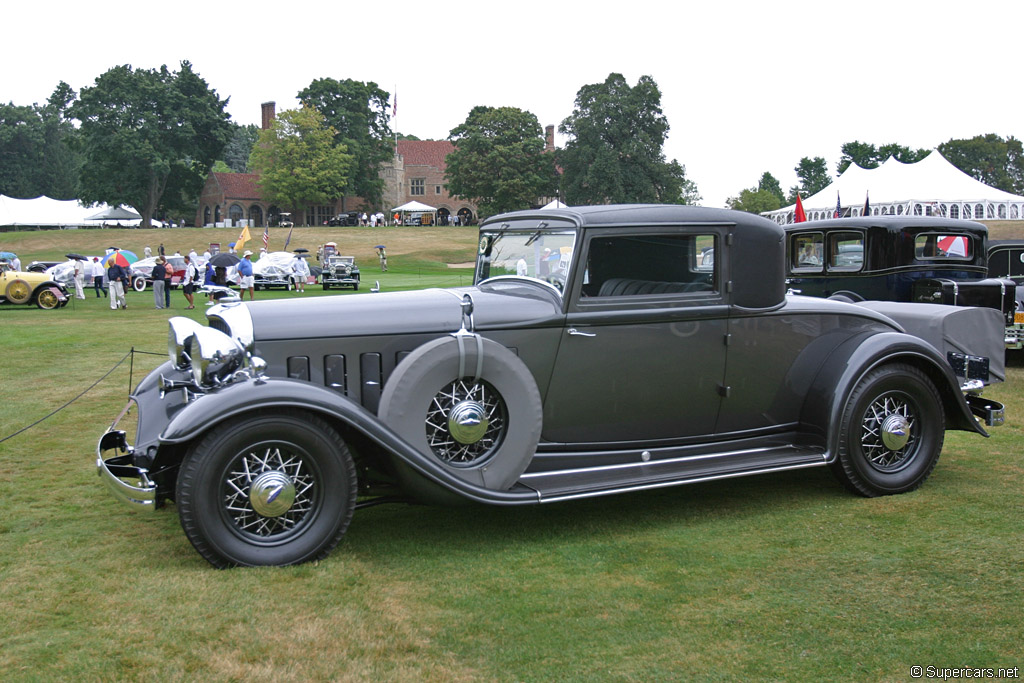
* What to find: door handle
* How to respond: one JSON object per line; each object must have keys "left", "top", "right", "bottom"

{"left": 567, "top": 328, "right": 596, "bottom": 337}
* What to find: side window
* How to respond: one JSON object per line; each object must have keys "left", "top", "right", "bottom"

{"left": 790, "top": 232, "right": 824, "bottom": 271}
{"left": 827, "top": 232, "right": 864, "bottom": 272}
{"left": 914, "top": 233, "right": 972, "bottom": 260}
{"left": 584, "top": 233, "right": 717, "bottom": 298}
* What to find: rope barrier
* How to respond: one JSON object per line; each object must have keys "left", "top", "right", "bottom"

{"left": 0, "top": 348, "right": 164, "bottom": 444}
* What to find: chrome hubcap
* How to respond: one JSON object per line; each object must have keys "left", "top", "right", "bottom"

{"left": 249, "top": 471, "right": 296, "bottom": 517}
{"left": 861, "top": 393, "right": 917, "bottom": 471}
{"left": 448, "top": 400, "right": 489, "bottom": 444}
{"left": 880, "top": 414, "right": 911, "bottom": 451}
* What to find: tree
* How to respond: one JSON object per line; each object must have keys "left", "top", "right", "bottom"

{"left": 298, "top": 78, "right": 392, "bottom": 207}
{"left": 248, "top": 106, "right": 353, "bottom": 221}
{"left": 0, "top": 82, "right": 81, "bottom": 199}
{"left": 222, "top": 123, "right": 259, "bottom": 173}
{"left": 757, "top": 172, "right": 785, "bottom": 205}
{"left": 787, "top": 156, "right": 831, "bottom": 202}
{"left": 939, "top": 134, "right": 1024, "bottom": 195}
{"left": 71, "top": 61, "right": 232, "bottom": 229}
{"left": 558, "top": 73, "right": 700, "bottom": 205}
{"left": 837, "top": 140, "right": 929, "bottom": 173}
{"left": 445, "top": 105, "right": 557, "bottom": 218}
{"left": 726, "top": 187, "right": 783, "bottom": 214}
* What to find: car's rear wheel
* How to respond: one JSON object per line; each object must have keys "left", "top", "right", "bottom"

{"left": 378, "top": 335, "right": 542, "bottom": 490}
{"left": 831, "top": 363, "right": 944, "bottom": 497}
{"left": 133, "top": 276, "right": 147, "bottom": 292}
{"left": 36, "top": 288, "right": 60, "bottom": 309}
{"left": 176, "top": 410, "right": 357, "bottom": 568}
{"left": 5, "top": 279, "right": 32, "bottom": 304}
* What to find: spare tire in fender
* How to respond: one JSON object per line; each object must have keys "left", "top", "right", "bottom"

{"left": 378, "top": 335, "right": 542, "bottom": 490}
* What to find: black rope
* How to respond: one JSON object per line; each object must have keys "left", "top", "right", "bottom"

{"left": 0, "top": 348, "right": 163, "bottom": 444}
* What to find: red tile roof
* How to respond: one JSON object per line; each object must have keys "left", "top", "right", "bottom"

{"left": 214, "top": 173, "right": 263, "bottom": 199}
{"left": 397, "top": 140, "right": 454, "bottom": 169}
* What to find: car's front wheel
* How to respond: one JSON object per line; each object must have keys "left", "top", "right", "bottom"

{"left": 36, "top": 288, "right": 60, "bottom": 309}
{"left": 176, "top": 410, "right": 357, "bottom": 568}
{"left": 831, "top": 363, "right": 944, "bottom": 497}
{"left": 133, "top": 276, "right": 147, "bottom": 292}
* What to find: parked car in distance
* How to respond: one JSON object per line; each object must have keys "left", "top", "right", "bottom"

{"left": 321, "top": 255, "right": 360, "bottom": 290}
{"left": 784, "top": 216, "right": 1018, "bottom": 348}
{"left": 253, "top": 251, "right": 298, "bottom": 290}
{"left": 327, "top": 212, "right": 360, "bottom": 227}
{"left": 1, "top": 260, "right": 69, "bottom": 309}
{"left": 27, "top": 260, "right": 62, "bottom": 273}
{"left": 987, "top": 240, "right": 1024, "bottom": 349}
{"left": 130, "top": 255, "right": 188, "bottom": 291}
{"left": 98, "top": 204, "right": 1006, "bottom": 568}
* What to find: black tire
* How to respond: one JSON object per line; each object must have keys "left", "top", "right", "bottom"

{"left": 353, "top": 283, "right": 359, "bottom": 291}
{"left": 378, "top": 335, "right": 542, "bottom": 490}
{"left": 831, "top": 363, "right": 944, "bottom": 497}
{"left": 36, "top": 288, "right": 60, "bottom": 309}
{"left": 323, "top": 283, "right": 330, "bottom": 290}
{"left": 829, "top": 289, "right": 864, "bottom": 303}
{"left": 176, "top": 409, "right": 357, "bottom": 568}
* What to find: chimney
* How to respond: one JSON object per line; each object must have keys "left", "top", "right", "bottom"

{"left": 545, "top": 125, "right": 555, "bottom": 151}
{"left": 261, "top": 101, "right": 276, "bottom": 130}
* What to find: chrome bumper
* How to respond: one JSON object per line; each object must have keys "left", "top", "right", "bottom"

{"left": 96, "top": 430, "right": 157, "bottom": 511}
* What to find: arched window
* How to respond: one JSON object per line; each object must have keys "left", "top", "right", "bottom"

{"left": 249, "top": 205, "right": 264, "bottom": 227}
{"left": 914, "top": 203, "right": 923, "bottom": 215}
{"left": 975, "top": 204, "right": 983, "bottom": 219}
{"left": 1012, "top": 205, "right": 1020, "bottom": 219}
{"left": 999, "top": 204, "right": 1007, "bottom": 219}
{"left": 214, "top": 205, "right": 222, "bottom": 223}
{"left": 949, "top": 204, "right": 960, "bottom": 219}
{"left": 229, "top": 203, "right": 244, "bottom": 224}
{"left": 896, "top": 204, "right": 904, "bottom": 215}
{"left": 203, "top": 206, "right": 212, "bottom": 226}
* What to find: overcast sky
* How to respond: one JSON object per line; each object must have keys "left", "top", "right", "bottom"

{"left": 6, "top": 0, "right": 1022, "bottom": 209}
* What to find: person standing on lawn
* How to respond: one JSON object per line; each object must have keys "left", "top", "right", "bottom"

{"left": 238, "top": 251, "right": 255, "bottom": 300}
{"left": 181, "top": 255, "right": 197, "bottom": 309}
{"left": 91, "top": 257, "right": 107, "bottom": 297}
{"left": 152, "top": 256, "right": 167, "bottom": 309}
{"left": 107, "top": 259, "right": 128, "bottom": 310}
{"left": 72, "top": 258, "right": 86, "bottom": 299}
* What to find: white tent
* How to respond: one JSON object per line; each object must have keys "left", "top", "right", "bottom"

{"left": 0, "top": 195, "right": 147, "bottom": 228}
{"left": 391, "top": 200, "right": 437, "bottom": 226}
{"left": 765, "top": 151, "right": 1024, "bottom": 224}
{"left": 540, "top": 199, "right": 568, "bottom": 209}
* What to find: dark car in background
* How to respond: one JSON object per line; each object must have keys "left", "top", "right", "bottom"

{"left": 98, "top": 205, "right": 1005, "bottom": 568}
{"left": 327, "top": 212, "right": 360, "bottom": 227}
{"left": 784, "top": 216, "right": 1017, "bottom": 347}
{"left": 987, "top": 240, "right": 1024, "bottom": 349}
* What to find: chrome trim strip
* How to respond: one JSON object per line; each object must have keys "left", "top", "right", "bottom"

{"left": 96, "top": 431, "right": 157, "bottom": 511}
{"left": 536, "top": 461, "right": 828, "bottom": 503}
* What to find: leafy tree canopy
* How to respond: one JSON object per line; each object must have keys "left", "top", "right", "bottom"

{"left": 837, "top": 140, "right": 930, "bottom": 174}
{"left": 298, "top": 78, "right": 392, "bottom": 207}
{"left": 248, "top": 106, "right": 354, "bottom": 220}
{"left": 939, "top": 134, "right": 1024, "bottom": 195}
{"left": 446, "top": 105, "right": 557, "bottom": 218}
{"left": 757, "top": 172, "right": 785, "bottom": 205}
{"left": 71, "top": 61, "right": 232, "bottom": 228}
{"left": 727, "top": 187, "right": 783, "bottom": 214}
{"left": 222, "top": 123, "right": 259, "bottom": 173}
{"left": 558, "top": 73, "right": 699, "bottom": 205}
{"left": 787, "top": 156, "right": 831, "bottom": 202}
{"left": 0, "top": 82, "right": 81, "bottom": 199}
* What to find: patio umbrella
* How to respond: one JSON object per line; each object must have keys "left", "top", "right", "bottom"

{"left": 105, "top": 251, "right": 135, "bottom": 268}
{"left": 209, "top": 252, "right": 240, "bottom": 267}
{"left": 938, "top": 235, "right": 968, "bottom": 257}
{"left": 0, "top": 251, "right": 17, "bottom": 260}
{"left": 293, "top": 248, "right": 309, "bottom": 253}
{"left": 66, "top": 253, "right": 87, "bottom": 260}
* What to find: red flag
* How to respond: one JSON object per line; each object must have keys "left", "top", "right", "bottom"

{"left": 794, "top": 194, "right": 807, "bottom": 223}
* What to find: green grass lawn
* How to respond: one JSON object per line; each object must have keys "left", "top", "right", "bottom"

{"left": 1, "top": 228, "right": 1022, "bottom": 680}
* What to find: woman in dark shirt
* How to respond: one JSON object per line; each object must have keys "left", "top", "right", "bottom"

{"left": 152, "top": 257, "right": 168, "bottom": 309}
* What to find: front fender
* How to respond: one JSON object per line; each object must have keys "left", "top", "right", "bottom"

{"left": 801, "top": 331, "right": 986, "bottom": 463}
{"left": 160, "top": 377, "right": 538, "bottom": 505}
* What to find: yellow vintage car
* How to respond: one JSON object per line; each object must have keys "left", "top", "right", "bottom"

{"left": 0, "top": 260, "right": 69, "bottom": 309}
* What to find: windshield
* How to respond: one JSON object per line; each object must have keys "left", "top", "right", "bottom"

{"left": 474, "top": 230, "right": 577, "bottom": 292}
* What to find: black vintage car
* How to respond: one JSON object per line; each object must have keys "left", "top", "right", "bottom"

{"left": 97, "top": 205, "right": 1005, "bottom": 568}
{"left": 987, "top": 240, "right": 1024, "bottom": 349}
{"left": 784, "top": 217, "right": 1017, "bottom": 347}
{"left": 327, "top": 212, "right": 360, "bottom": 227}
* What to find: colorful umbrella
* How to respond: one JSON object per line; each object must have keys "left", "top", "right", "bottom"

{"left": 105, "top": 251, "right": 135, "bottom": 267}
{"left": 0, "top": 251, "right": 17, "bottom": 260}
{"left": 938, "top": 235, "right": 968, "bottom": 257}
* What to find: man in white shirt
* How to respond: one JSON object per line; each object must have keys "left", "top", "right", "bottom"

{"left": 291, "top": 254, "right": 309, "bottom": 293}
{"left": 72, "top": 259, "right": 86, "bottom": 299}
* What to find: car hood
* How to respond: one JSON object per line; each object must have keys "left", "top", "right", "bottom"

{"left": 240, "top": 284, "right": 563, "bottom": 342}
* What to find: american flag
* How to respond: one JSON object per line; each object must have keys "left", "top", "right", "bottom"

{"left": 262, "top": 225, "right": 269, "bottom": 250}
{"left": 834, "top": 194, "right": 842, "bottom": 219}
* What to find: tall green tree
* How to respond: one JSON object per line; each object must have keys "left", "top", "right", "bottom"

{"left": 837, "top": 140, "right": 929, "bottom": 173}
{"left": 938, "top": 134, "right": 1024, "bottom": 195}
{"left": 0, "top": 82, "right": 81, "bottom": 199}
{"left": 248, "top": 106, "right": 354, "bottom": 221}
{"left": 726, "top": 187, "right": 783, "bottom": 214}
{"left": 557, "top": 73, "right": 699, "bottom": 205}
{"left": 758, "top": 172, "right": 785, "bottom": 205}
{"left": 71, "top": 61, "right": 231, "bottom": 228}
{"left": 297, "top": 78, "right": 392, "bottom": 207}
{"left": 787, "top": 156, "right": 831, "bottom": 202}
{"left": 222, "top": 123, "right": 260, "bottom": 173}
{"left": 445, "top": 105, "right": 557, "bottom": 217}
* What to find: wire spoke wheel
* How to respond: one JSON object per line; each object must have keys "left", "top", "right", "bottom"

{"left": 221, "top": 443, "right": 319, "bottom": 540}
{"left": 36, "top": 289, "right": 59, "bottom": 309}
{"left": 425, "top": 379, "right": 507, "bottom": 468}
{"left": 859, "top": 391, "right": 918, "bottom": 472}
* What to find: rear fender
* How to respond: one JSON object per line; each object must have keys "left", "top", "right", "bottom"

{"left": 801, "top": 331, "right": 986, "bottom": 463}
{"left": 159, "top": 377, "right": 537, "bottom": 505}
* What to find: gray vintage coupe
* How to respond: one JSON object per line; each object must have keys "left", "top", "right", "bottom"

{"left": 97, "top": 205, "right": 1006, "bottom": 567}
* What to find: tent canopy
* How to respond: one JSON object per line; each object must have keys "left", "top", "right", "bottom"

{"left": 85, "top": 205, "right": 142, "bottom": 221}
{"left": 541, "top": 199, "right": 568, "bottom": 209}
{"left": 766, "top": 151, "right": 1024, "bottom": 224}
{"left": 391, "top": 200, "right": 437, "bottom": 212}
{"left": 0, "top": 195, "right": 147, "bottom": 227}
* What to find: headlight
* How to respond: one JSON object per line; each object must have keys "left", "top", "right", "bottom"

{"left": 168, "top": 317, "right": 206, "bottom": 370}
{"left": 190, "top": 326, "right": 246, "bottom": 387}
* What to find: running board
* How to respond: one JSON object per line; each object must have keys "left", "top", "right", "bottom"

{"left": 520, "top": 445, "right": 828, "bottom": 503}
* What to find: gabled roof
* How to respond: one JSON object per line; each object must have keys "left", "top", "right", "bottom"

{"left": 397, "top": 140, "right": 454, "bottom": 169}
{"left": 213, "top": 173, "right": 263, "bottom": 200}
